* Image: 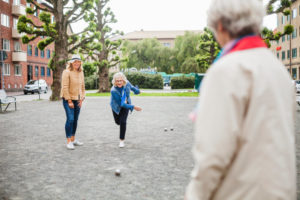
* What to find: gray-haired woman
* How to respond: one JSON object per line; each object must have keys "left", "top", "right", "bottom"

{"left": 110, "top": 72, "right": 142, "bottom": 148}
{"left": 185, "top": 0, "right": 296, "bottom": 199}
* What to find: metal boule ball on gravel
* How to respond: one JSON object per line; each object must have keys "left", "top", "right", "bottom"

{"left": 115, "top": 169, "right": 121, "bottom": 176}
{"left": 164, "top": 128, "right": 168, "bottom": 132}
{"left": 170, "top": 127, "right": 174, "bottom": 131}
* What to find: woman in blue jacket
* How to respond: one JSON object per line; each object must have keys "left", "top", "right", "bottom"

{"left": 110, "top": 72, "right": 142, "bottom": 148}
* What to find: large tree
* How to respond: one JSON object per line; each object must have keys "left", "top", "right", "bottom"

{"left": 262, "top": 0, "right": 295, "bottom": 46}
{"left": 18, "top": 0, "right": 96, "bottom": 100}
{"left": 79, "top": 0, "right": 123, "bottom": 92}
{"left": 195, "top": 28, "right": 221, "bottom": 72}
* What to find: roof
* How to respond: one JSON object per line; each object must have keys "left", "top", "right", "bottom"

{"left": 120, "top": 30, "right": 202, "bottom": 40}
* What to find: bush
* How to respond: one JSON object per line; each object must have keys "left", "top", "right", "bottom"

{"left": 84, "top": 74, "right": 99, "bottom": 90}
{"left": 126, "top": 72, "right": 163, "bottom": 89}
{"left": 89, "top": 72, "right": 164, "bottom": 90}
{"left": 109, "top": 72, "right": 163, "bottom": 89}
{"left": 170, "top": 76, "right": 195, "bottom": 89}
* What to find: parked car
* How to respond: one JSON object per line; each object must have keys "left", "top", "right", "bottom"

{"left": 293, "top": 80, "right": 300, "bottom": 93}
{"left": 24, "top": 79, "right": 48, "bottom": 95}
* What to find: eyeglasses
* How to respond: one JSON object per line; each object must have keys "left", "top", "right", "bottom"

{"left": 116, "top": 80, "right": 123, "bottom": 83}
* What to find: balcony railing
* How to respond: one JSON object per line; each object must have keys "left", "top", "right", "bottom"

{"left": 12, "top": 29, "right": 25, "bottom": 38}
{"left": 12, "top": 5, "right": 26, "bottom": 16}
{"left": 12, "top": 51, "right": 27, "bottom": 62}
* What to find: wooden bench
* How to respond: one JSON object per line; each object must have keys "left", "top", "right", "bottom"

{"left": 0, "top": 89, "right": 17, "bottom": 112}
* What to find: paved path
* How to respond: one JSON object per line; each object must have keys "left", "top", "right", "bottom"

{"left": 0, "top": 97, "right": 299, "bottom": 200}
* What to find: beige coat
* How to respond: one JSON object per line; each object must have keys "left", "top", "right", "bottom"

{"left": 60, "top": 68, "right": 85, "bottom": 100}
{"left": 186, "top": 48, "right": 296, "bottom": 200}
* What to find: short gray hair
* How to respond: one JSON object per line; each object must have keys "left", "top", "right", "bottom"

{"left": 112, "top": 72, "right": 128, "bottom": 87}
{"left": 207, "top": 0, "right": 265, "bottom": 38}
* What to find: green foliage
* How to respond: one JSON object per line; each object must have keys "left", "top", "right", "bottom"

{"left": 170, "top": 76, "right": 195, "bottom": 89}
{"left": 83, "top": 62, "right": 97, "bottom": 77}
{"left": 122, "top": 30, "right": 218, "bottom": 74}
{"left": 284, "top": 24, "right": 294, "bottom": 34}
{"left": 125, "top": 72, "right": 163, "bottom": 89}
{"left": 85, "top": 74, "right": 99, "bottom": 90}
{"left": 264, "top": 0, "right": 295, "bottom": 45}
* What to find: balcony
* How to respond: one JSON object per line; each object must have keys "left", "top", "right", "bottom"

{"left": 12, "top": 29, "right": 25, "bottom": 38}
{"left": 12, "top": 51, "right": 27, "bottom": 62}
{"left": 12, "top": 5, "right": 26, "bottom": 16}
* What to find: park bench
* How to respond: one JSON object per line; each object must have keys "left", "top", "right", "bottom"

{"left": 0, "top": 89, "right": 17, "bottom": 112}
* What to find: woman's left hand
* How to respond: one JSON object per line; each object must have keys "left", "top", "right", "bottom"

{"left": 79, "top": 100, "right": 83, "bottom": 108}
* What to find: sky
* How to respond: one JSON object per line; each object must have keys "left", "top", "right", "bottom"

{"left": 72, "top": 0, "right": 277, "bottom": 34}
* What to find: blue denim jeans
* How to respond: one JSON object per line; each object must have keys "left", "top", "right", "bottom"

{"left": 63, "top": 99, "right": 81, "bottom": 138}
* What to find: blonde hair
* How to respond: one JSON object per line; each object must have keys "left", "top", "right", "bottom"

{"left": 67, "top": 61, "right": 83, "bottom": 72}
{"left": 112, "top": 72, "right": 128, "bottom": 87}
{"left": 207, "top": 0, "right": 265, "bottom": 38}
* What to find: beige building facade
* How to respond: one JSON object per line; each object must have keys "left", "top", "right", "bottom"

{"left": 270, "top": 0, "right": 300, "bottom": 80}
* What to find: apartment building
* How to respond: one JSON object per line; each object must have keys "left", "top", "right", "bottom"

{"left": 120, "top": 30, "right": 202, "bottom": 48}
{"left": 270, "top": 0, "right": 300, "bottom": 80}
{"left": 0, "top": 0, "right": 54, "bottom": 91}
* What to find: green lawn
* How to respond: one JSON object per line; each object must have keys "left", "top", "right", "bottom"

{"left": 86, "top": 92, "right": 199, "bottom": 97}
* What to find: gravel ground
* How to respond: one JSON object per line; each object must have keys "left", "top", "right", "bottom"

{"left": 0, "top": 97, "right": 299, "bottom": 200}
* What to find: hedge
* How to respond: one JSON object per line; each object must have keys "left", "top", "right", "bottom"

{"left": 170, "top": 76, "right": 195, "bottom": 89}
{"left": 86, "top": 72, "right": 163, "bottom": 89}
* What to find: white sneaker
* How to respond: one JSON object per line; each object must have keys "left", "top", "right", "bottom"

{"left": 119, "top": 141, "right": 125, "bottom": 148}
{"left": 73, "top": 140, "right": 83, "bottom": 146}
{"left": 66, "top": 142, "right": 75, "bottom": 150}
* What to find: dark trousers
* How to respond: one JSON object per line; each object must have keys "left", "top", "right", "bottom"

{"left": 112, "top": 108, "right": 129, "bottom": 140}
{"left": 63, "top": 99, "right": 81, "bottom": 138}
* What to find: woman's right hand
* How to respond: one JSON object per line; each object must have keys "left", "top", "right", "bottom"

{"left": 68, "top": 100, "right": 74, "bottom": 108}
{"left": 134, "top": 106, "right": 142, "bottom": 111}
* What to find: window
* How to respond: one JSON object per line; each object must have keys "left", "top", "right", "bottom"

{"left": 163, "top": 43, "right": 171, "bottom": 47}
{"left": 282, "top": 51, "right": 286, "bottom": 60}
{"left": 292, "top": 48, "right": 297, "bottom": 58}
{"left": 2, "top": 39, "right": 10, "bottom": 51}
{"left": 47, "top": 49, "right": 51, "bottom": 58}
{"left": 277, "top": 52, "right": 280, "bottom": 59}
{"left": 3, "top": 0, "right": 9, "bottom": 3}
{"left": 13, "top": 18, "right": 18, "bottom": 29}
{"left": 51, "top": 16, "right": 55, "bottom": 23}
{"left": 287, "top": 15, "right": 290, "bottom": 22}
{"left": 282, "top": 35, "right": 285, "bottom": 42}
{"left": 41, "top": 66, "right": 45, "bottom": 77}
{"left": 26, "top": 3, "right": 30, "bottom": 7}
{"left": 35, "top": 66, "right": 39, "bottom": 77}
{"left": 3, "top": 63, "right": 10, "bottom": 75}
{"left": 292, "top": 29, "right": 297, "bottom": 38}
{"left": 1, "top": 14, "right": 9, "bottom": 27}
{"left": 14, "top": 41, "right": 21, "bottom": 51}
{"left": 292, "top": 68, "right": 297, "bottom": 79}
{"left": 287, "top": 34, "right": 290, "bottom": 41}
{"left": 282, "top": 15, "right": 285, "bottom": 24}
{"left": 13, "top": 0, "right": 20, "bottom": 5}
{"left": 293, "top": 8, "right": 297, "bottom": 18}
{"left": 41, "top": 50, "right": 44, "bottom": 58}
{"left": 27, "top": 45, "right": 32, "bottom": 56}
{"left": 35, "top": 47, "right": 38, "bottom": 56}
{"left": 15, "top": 65, "right": 21, "bottom": 76}
{"left": 287, "top": 50, "right": 290, "bottom": 59}
{"left": 47, "top": 68, "right": 51, "bottom": 77}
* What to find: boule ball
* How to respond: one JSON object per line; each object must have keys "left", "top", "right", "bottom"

{"left": 170, "top": 127, "right": 174, "bottom": 131}
{"left": 164, "top": 128, "right": 168, "bottom": 132}
{"left": 115, "top": 169, "right": 121, "bottom": 176}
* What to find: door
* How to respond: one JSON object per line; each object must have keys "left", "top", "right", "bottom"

{"left": 27, "top": 65, "right": 32, "bottom": 83}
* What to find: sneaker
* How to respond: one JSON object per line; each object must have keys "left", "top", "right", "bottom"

{"left": 66, "top": 142, "right": 75, "bottom": 150}
{"left": 73, "top": 140, "right": 83, "bottom": 146}
{"left": 119, "top": 141, "right": 125, "bottom": 148}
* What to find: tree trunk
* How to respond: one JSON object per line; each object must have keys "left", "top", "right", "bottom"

{"left": 98, "top": 66, "right": 109, "bottom": 92}
{"left": 50, "top": 1, "right": 68, "bottom": 100}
